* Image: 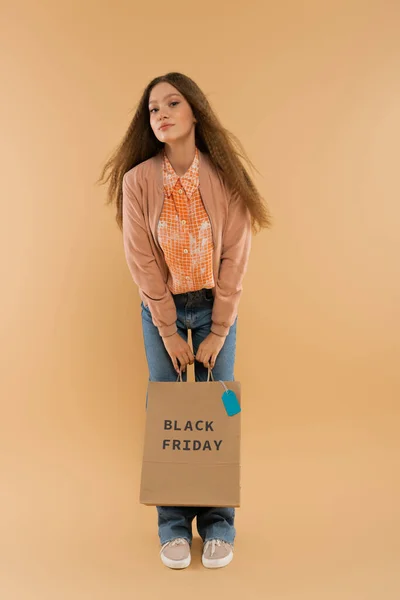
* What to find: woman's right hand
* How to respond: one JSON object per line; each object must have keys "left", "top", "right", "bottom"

{"left": 162, "top": 332, "right": 194, "bottom": 374}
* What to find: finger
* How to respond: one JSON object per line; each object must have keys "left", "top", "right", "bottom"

{"left": 203, "top": 355, "right": 211, "bottom": 369}
{"left": 179, "top": 353, "right": 189, "bottom": 369}
{"left": 185, "top": 345, "right": 194, "bottom": 363}
{"left": 172, "top": 357, "right": 179, "bottom": 373}
{"left": 210, "top": 353, "right": 216, "bottom": 369}
{"left": 181, "top": 353, "right": 191, "bottom": 371}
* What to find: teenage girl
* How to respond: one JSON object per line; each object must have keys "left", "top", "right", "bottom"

{"left": 99, "top": 72, "right": 270, "bottom": 569}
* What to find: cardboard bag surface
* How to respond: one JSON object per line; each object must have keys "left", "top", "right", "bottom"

{"left": 140, "top": 378, "right": 241, "bottom": 507}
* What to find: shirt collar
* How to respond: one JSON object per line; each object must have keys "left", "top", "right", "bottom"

{"left": 163, "top": 147, "right": 199, "bottom": 199}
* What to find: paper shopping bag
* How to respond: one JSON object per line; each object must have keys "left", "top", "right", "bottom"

{"left": 139, "top": 369, "right": 241, "bottom": 507}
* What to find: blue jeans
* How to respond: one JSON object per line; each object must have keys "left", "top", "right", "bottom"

{"left": 141, "top": 288, "right": 237, "bottom": 546}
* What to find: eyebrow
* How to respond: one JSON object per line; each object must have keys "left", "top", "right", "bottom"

{"left": 148, "top": 93, "right": 182, "bottom": 106}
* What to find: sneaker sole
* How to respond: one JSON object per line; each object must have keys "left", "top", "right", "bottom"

{"left": 161, "top": 553, "right": 191, "bottom": 569}
{"left": 202, "top": 551, "right": 233, "bottom": 569}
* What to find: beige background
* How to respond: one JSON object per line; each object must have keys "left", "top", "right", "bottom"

{"left": 1, "top": 0, "right": 399, "bottom": 598}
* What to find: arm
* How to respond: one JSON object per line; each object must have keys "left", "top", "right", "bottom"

{"left": 122, "top": 171, "right": 178, "bottom": 338}
{"left": 211, "top": 191, "right": 252, "bottom": 337}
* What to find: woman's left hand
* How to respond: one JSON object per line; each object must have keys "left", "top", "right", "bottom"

{"left": 195, "top": 333, "right": 226, "bottom": 369}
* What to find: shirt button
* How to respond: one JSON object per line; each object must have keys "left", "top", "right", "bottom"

{"left": 183, "top": 249, "right": 188, "bottom": 254}
{"left": 186, "top": 276, "right": 190, "bottom": 280}
{"left": 181, "top": 219, "right": 186, "bottom": 225}
{"left": 178, "top": 189, "right": 183, "bottom": 194}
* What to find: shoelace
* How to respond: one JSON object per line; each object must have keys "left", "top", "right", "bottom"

{"left": 160, "top": 537, "right": 187, "bottom": 553}
{"left": 204, "top": 539, "right": 230, "bottom": 557}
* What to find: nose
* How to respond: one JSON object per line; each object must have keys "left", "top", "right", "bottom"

{"left": 158, "top": 108, "right": 169, "bottom": 121}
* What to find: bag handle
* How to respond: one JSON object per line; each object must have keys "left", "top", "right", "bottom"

{"left": 175, "top": 367, "right": 239, "bottom": 417}
{"left": 176, "top": 366, "right": 215, "bottom": 382}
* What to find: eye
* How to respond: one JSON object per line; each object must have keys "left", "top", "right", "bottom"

{"left": 150, "top": 101, "right": 180, "bottom": 114}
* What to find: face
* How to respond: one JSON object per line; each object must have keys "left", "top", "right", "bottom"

{"left": 148, "top": 82, "right": 197, "bottom": 145}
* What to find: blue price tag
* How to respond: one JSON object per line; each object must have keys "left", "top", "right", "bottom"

{"left": 222, "top": 389, "right": 241, "bottom": 417}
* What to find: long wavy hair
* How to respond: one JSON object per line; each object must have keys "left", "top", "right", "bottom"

{"left": 97, "top": 72, "right": 272, "bottom": 233}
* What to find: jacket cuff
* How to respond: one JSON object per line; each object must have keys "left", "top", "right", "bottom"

{"left": 211, "top": 322, "right": 229, "bottom": 337}
{"left": 158, "top": 323, "right": 178, "bottom": 338}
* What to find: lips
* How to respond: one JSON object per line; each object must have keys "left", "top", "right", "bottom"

{"left": 159, "top": 124, "right": 173, "bottom": 131}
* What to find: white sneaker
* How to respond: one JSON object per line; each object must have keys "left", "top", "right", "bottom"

{"left": 202, "top": 539, "right": 234, "bottom": 569}
{"left": 160, "top": 538, "right": 191, "bottom": 569}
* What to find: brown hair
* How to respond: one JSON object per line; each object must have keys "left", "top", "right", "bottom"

{"left": 97, "top": 72, "right": 272, "bottom": 233}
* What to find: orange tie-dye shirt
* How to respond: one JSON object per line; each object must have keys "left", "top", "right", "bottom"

{"left": 157, "top": 147, "right": 215, "bottom": 295}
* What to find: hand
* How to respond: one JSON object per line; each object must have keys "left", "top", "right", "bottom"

{"left": 196, "top": 333, "right": 226, "bottom": 369}
{"left": 162, "top": 332, "right": 194, "bottom": 374}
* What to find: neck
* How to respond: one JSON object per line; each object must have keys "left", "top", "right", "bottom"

{"left": 164, "top": 137, "right": 196, "bottom": 176}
